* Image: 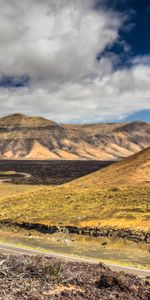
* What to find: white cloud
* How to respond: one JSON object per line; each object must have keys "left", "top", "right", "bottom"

{"left": 0, "top": 0, "right": 120, "bottom": 79}
{"left": 0, "top": 0, "right": 149, "bottom": 123}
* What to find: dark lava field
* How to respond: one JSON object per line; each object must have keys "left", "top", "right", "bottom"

{"left": 0, "top": 160, "right": 114, "bottom": 185}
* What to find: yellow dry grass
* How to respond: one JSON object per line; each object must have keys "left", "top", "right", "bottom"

{"left": 0, "top": 148, "right": 149, "bottom": 232}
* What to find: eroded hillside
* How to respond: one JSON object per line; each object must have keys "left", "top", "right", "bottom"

{"left": 0, "top": 113, "right": 149, "bottom": 160}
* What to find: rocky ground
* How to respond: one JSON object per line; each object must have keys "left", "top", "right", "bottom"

{"left": 0, "top": 254, "right": 149, "bottom": 300}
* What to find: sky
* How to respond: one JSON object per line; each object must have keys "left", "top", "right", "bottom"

{"left": 0, "top": 0, "right": 150, "bottom": 123}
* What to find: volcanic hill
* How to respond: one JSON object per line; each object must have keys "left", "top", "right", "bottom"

{"left": 70, "top": 146, "right": 150, "bottom": 188}
{"left": 0, "top": 113, "right": 149, "bottom": 160}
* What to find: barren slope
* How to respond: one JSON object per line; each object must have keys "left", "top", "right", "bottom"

{"left": 0, "top": 114, "right": 70, "bottom": 159}
{"left": 0, "top": 113, "right": 149, "bottom": 160}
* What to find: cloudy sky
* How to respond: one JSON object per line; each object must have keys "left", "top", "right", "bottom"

{"left": 0, "top": 0, "right": 150, "bottom": 123}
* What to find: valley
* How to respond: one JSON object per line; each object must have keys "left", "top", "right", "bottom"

{"left": 1, "top": 1, "right": 150, "bottom": 297}
{"left": 0, "top": 148, "right": 149, "bottom": 232}
{"left": 0, "top": 159, "right": 114, "bottom": 185}
{"left": 0, "top": 115, "right": 149, "bottom": 274}
{"left": 0, "top": 148, "right": 149, "bottom": 270}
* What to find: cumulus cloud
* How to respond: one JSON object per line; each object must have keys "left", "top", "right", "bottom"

{"left": 0, "top": 0, "right": 149, "bottom": 123}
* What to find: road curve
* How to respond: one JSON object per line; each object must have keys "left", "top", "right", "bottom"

{"left": 0, "top": 243, "right": 149, "bottom": 278}
{"left": 0, "top": 172, "right": 31, "bottom": 183}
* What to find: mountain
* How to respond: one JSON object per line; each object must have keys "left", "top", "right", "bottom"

{"left": 0, "top": 113, "right": 149, "bottom": 160}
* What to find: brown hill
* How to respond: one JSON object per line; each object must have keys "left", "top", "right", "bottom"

{"left": 0, "top": 113, "right": 149, "bottom": 160}
{"left": 70, "top": 147, "right": 150, "bottom": 188}
{"left": 0, "top": 113, "right": 67, "bottom": 159}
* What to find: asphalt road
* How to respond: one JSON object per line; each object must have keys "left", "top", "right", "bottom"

{"left": 0, "top": 243, "right": 149, "bottom": 278}
{"left": 0, "top": 172, "right": 31, "bottom": 183}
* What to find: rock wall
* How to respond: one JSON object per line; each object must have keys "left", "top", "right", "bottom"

{"left": 1, "top": 220, "right": 150, "bottom": 243}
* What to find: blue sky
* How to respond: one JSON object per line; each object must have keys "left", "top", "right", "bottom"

{"left": 0, "top": 0, "right": 149, "bottom": 123}
{"left": 99, "top": 0, "right": 150, "bottom": 122}
{"left": 100, "top": 1, "right": 150, "bottom": 60}
{"left": 123, "top": 109, "right": 150, "bottom": 122}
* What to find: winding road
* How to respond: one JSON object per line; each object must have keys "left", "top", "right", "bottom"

{"left": 0, "top": 172, "right": 31, "bottom": 183}
{"left": 0, "top": 242, "right": 149, "bottom": 278}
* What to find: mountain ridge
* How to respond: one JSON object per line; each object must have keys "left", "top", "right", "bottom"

{"left": 0, "top": 113, "right": 149, "bottom": 160}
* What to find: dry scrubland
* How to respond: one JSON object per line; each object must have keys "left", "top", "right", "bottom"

{"left": 0, "top": 148, "right": 149, "bottom": 232}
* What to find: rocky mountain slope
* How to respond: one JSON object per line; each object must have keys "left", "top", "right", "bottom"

{"left": 0, "top": 113, "right": 149, "bottom": 160}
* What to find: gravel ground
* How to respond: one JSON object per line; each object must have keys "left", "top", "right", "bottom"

{"left": 0, "top": 254, "right": 149, "bottom": 300}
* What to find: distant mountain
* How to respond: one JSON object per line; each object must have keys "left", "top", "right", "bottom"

{"left": 0, "top": 113, "right": 149, "bottom": 160}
